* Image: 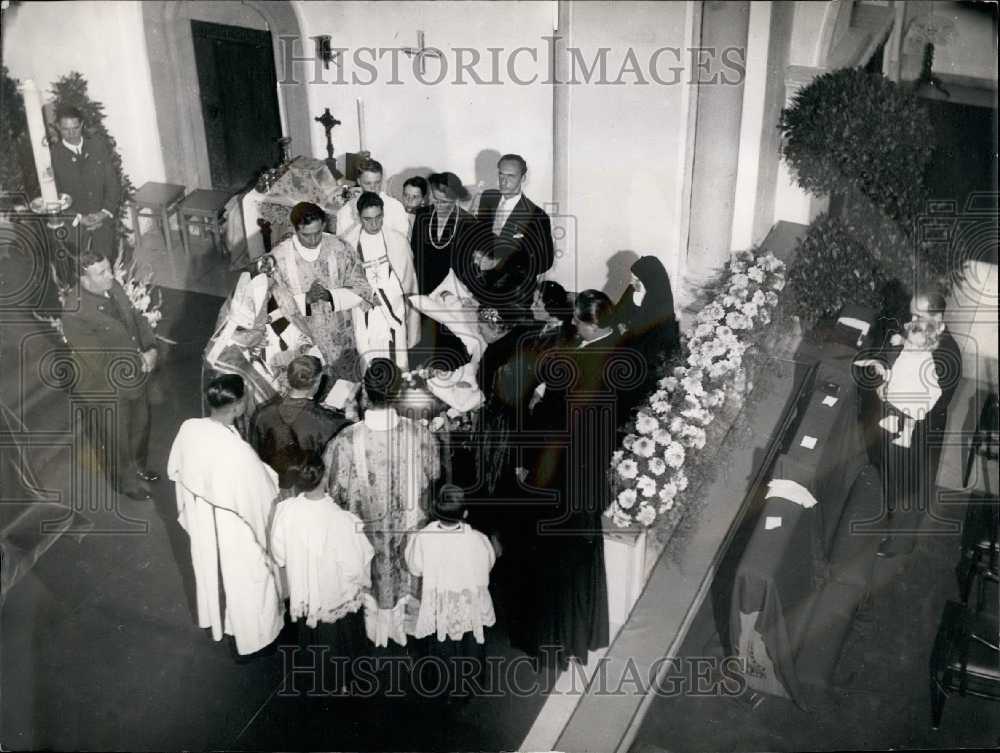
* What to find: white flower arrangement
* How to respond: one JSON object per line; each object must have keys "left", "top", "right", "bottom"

{"left": 607, "top": 249, "right": 786, "bottom": 528}
{"left": 113, "top": 255, "right": 163, "bottom": 330}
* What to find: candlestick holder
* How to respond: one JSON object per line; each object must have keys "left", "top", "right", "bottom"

{"left": 29, "top": 193, "right": 73, "bottom": 229}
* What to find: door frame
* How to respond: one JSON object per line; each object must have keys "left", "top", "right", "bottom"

{"left": 143, "top": 0, "right": 312, "bottom": 191}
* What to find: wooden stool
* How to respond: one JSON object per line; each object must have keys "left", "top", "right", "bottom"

{"left": 178, "top": 189, "right": 232, "bottom": 256}
{"left": 129, "top": 182, "right": 185, "bottom": 254}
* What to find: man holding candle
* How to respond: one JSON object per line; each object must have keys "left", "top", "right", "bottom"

{"left": 50, "top": 106, "right": 121, "bottom": 259}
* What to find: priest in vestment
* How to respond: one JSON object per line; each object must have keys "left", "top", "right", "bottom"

{"left": 270, "top": 202, "right": 375, "bottom": 382}
{"left": 167, "top": 374, "right": 284, "bottom": 656}
{"left": 335, "top": 158, "right": 408, "bottom": 238}
{"left": 323, "top": 359, "right": 441, "bottom": 648}
{"left": 342, "top": 192, "right": 420, "bottom": 370}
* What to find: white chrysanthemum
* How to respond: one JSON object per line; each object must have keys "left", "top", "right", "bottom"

{"left": 683, "top": 427, "right": 707, "bottom": 450}
{"left": 651, "top": 399, "right": 671, "bottom": 415}
{"left": 617, "top": 488, "right": 638, "bottom": 509}
{"left": 681, "top": 374, "right": 706, "bottom": 397}
{"left": 664, "top": 442, "right": 686, "bottom": 468}
{"left": 771, "top": 276, "right": 786, "bottom": 292}
{"left": 635, "top": 413, "right": 659, "bottom": 435}
{"left": 669, "top": 416, "right": 685, "bottom": 434}
{"left": 765, "top": 291, "right": 779, "bottom": 307}
{"left": 623, "top": 433, "right": 638, "bottom": 451}
{"left": 673, "top": 366, "right": 688, "bottom": 379}
{"left": 742, "top": 302, "right": 759, "bottom": 320}
{"left": 653, "top": 428, "right": 672, "bottom": 447}
{"left": 708, "top": 360, "right": 731, "bottom": 380}
{"left": 748, "top": 266, "right": 765, "bottom": 283}
{"left": 659, "top": 376, "right": 679, "bottom": 392}
{"left": 675, "top": 471, "right": 689, "bottom": 491}
{"left": 659, "top": 481, "right": 678, "bottom": 502}
{"left": 633, "top": 437, "right": 656, "bottom": 458}
{"left": 726, "top": 312, "right": 749, "bottom": 330}
{"left": 618, "top": 459, "right": 640, "bottom": 479}
{"left": 611, "top": 450, "right": 624, "bottom": 466}
{"left": 658, "top": 499, "right": 675, "bottom": 514}
{"left": 647, "top": 456, "right": 667, "bottom": 476}
{"left": 636, "top": 505, "right": 657, "bottom": 526}
{"left": 700, "top": 303, "right": 726, "bottom": 322}
{"left": 636, "top": 475, "right": 657, "bottom": 498}
{"left": 730, "top": 260, "right": 747, "bottom": 274}
{"left": 650, "top": 390, "right": 670, "bottom": 403}
{"left": 759, "top": 308, "right": 771, "bottom": 325}
{"left": 694, "top": 322, "right": 715, "bottom": 340}
{"left": 752, "top": 289, "right": 766, "bottom": 306}
{"left": 707, "top": 338, "right": 729, "bottom": 359}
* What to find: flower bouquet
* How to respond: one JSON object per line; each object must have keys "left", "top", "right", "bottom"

{"left": 607, "top": 249, "right": 787, "bottom": 530}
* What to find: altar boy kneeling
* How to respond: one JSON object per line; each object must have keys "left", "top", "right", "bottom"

{"left": 405, "top": 485, "right": 497, "bottom": 700}
{"left": 270, "top": 454, "right": 374, "bottom": 689}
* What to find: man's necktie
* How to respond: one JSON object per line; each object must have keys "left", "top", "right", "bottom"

{"left": 492, "top": 199, "right": 508, "bottom": 236}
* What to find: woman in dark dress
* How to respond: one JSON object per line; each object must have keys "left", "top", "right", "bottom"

{"left": 614, "top": 255, "right": 680, "bottom": 412}
{"left": 409, "top": 172, "right": 490, "bottom": 370}
{"left": 519, "top": 290, "right": 633, "bottom": 668}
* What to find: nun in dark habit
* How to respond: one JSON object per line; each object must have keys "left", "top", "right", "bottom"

{"left": 614, "top": 255, "right": 681, "bottom": 409}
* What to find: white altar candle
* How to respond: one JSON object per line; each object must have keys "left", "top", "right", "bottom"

{"left": 19, "top": 79, "right": 59, "bottom": 203}
{"left": 357, "top": 97, "right": 366, "bottom": 153}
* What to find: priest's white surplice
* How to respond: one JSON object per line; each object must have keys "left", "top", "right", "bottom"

{"left": 168, "top": 418, "right": 284, "bottom": 655}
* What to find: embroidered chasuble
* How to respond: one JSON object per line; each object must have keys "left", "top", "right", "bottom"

{"left": 324, "top": 409, "right": 441, "bottom": 646}
{"left": 269, "top": 233, "right": 374, "bottom": 382}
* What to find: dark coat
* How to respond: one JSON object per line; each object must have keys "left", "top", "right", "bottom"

{"left": 249, "top": 397, "right": 349, "bottom": 489}
{"left": 60, "top": 283, "right": 155, "bottom": 399}
{"left": 50, "top": 137, "right": 120, "bottom": 216}
{"left": 475, "top": 190, "right": 554, "bottom": 306}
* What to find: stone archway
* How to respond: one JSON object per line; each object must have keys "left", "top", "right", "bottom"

{"left": 142, "top": 0, "right": 311, "bottom": 190}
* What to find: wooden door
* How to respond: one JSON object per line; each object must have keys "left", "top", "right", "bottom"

{"left": 191, "top": 20, "right": 282, "bottom": 191}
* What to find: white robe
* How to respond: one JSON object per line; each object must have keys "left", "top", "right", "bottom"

{"left": 167, "top": 418, "right": 284, "bottom": 655}
{"left": 336, "top": 192, "right": 409, "bottom": 239}
{"left": 342, "top": 225, "right": 420, "bottom": 370}
{"left": 270, "top": 493, "right": 374, "bottom": 628}
{"left": 405, "top": 521, "right": 496, "bottom": 644}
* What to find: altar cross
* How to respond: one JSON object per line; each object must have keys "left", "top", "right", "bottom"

{"left": 401, "top": 30, "right": 444, "bottom": 75}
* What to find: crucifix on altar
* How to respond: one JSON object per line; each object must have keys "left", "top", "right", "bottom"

{"left": 401, "top": 30, "right": 444, "bottom": 75}
{"left": 314, "top": 107, "right": 343, "bottom": 179}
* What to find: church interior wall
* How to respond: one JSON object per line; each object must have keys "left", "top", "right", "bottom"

{"left": 3, "top": 0, "right": 166, "bottom": 192}
{"left": 292, "top": 0, "right": 556, "bottom": 207}
{"left": 558, "top": 0, "right": 690, "bottom": 297}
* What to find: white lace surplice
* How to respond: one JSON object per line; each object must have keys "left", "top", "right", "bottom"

{"left": 404, "top": 521, "right": 497, "bottom": 644}
{"left": 270, "top": 494, "right": 374, "bottom": 628}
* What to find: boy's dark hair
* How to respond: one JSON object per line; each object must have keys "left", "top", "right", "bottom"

{"left": 206, "top": 374, "right": 245, "bottom": 409}
{"left": 289, "top": 453, "right": 326, "bottom": 493}
{"left": 433, "top": 484, "right": 466, "bottom": 523}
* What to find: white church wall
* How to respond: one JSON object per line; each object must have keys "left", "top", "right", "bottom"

{"left": 559, "top": 0, "right": 691, "bottom": 296}
{"left": 3, "top": 0, "right": 166, "bottom": 190}
{"left": 292, "top": 0, "right": 555, "bottom": 205}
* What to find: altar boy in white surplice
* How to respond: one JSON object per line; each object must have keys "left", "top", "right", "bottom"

{"left": 342, "top": 192, "right": 420, "bottom": 370}
{"left": 168, "top": 374, "right": 284, "bottom": 656}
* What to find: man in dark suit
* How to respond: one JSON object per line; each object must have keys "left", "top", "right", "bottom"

{"left": 873, "top": 287, "right": 963, "bottom": 558}
{"left": 61, "top": 247, "right": 158, "bottom": 500}
{"left": 475, "top": 154, "right": 554, "bottom": 321}
{"left": 50, "top": 106, "right": 121, "bottom": 260}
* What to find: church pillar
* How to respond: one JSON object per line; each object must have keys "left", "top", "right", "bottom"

{"left": 681, "top": 1, "right": 751, "bottom": 298}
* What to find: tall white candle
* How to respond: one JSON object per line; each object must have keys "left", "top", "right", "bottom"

{"left": 19, "top": 79, "right": 59, "bottom": 203}
{"left": 357, "top": 97, "right": 366, "bottom": 153}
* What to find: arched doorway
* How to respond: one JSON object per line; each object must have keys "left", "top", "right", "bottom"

{"left": 142, "top": 0, "right": 311, "bottom": 190}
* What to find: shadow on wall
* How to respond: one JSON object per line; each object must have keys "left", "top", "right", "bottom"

{"left": 386, "top": 166, "right": 436, "bottom": 201}
{"left": 602, "top": 249, "right": 640, "bottom": 302}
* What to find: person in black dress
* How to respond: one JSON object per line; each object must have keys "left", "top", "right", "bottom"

{"left": 519, "top": 290, "right": 640, "bottom": 668}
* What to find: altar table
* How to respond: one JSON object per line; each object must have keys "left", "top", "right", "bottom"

{"left": 240, "top": 156, "right": 342, "bottom": 259}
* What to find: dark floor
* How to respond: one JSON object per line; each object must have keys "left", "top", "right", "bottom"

{"left": 633, "top": 474, "right": 1000, "bottom": 752}
{"left": 0, "top": 287, "right": 552, "bottom": 751}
